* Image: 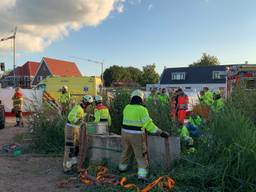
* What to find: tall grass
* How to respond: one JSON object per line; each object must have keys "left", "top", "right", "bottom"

{"left": 173, "top": 88, "right": 256, "bottom": 191}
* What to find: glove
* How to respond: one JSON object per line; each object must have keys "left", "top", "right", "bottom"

{"left": 160, "top": 131, "right": 170, "bottom": 138}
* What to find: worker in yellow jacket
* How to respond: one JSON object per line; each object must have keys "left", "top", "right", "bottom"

{"left": 119, "top": 90, "right": 169, "bottom": 180}
{"left": 63, "top": 95, "right": 93, "bottom": 173}
{"left": 12, "top": 87, "right": 24, "bottom": 127}
{"left": 58, "top": 85, "right": 72, "bottom": 115}
{"left": 94, "top": 95, "right": 111, "bottom": 126}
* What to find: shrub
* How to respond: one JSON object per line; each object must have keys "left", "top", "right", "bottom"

{"left": 146, "top": 100, "right": 179, "bottom": 135}
{"left": 109, "top": 89, "right": 131, "bottom": 134}
{"left": 28, "top": 105, "right": 66, "bottom": 154}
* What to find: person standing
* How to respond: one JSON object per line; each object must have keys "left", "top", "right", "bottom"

{"left": 12, "top": 87, "right": 24, "bottom": 127}
{"left": 158, "top": 88, "right": 169, "bottom": 104}
{"left": 176, "top": 88, "right": 188, "bottom": 124}
{"left": 63, "top": 95, "right": 93, "bottom": 173}
{"left": 118, "top": 90, "right": 169, "bottom": 180}
{"left": 59, "top": 85, "right": 72, "bottom": 115}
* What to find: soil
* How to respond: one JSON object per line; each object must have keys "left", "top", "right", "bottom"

{"left": 0, "top": 117, "right": 82, "bottom": 192}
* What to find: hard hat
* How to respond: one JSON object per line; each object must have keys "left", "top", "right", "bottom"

{"left": 62, "top": 85, "right": 68, "bottom": 91}
{"left": 82, "top": 95, "right": 93, "bottom": 104}
{"left": 131, "top": 89, "right": 145, "bottom": 100}
{"left": 95, "top": 95, "right": 103, "bottom": 103}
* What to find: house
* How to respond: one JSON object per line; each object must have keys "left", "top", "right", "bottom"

{"left": 147, "top": 65, "right": 229, "bottom": 92}
{"left": 1, "top": 61, "right": 40, "bottom": 88}
{"left": 32, "top": 57, "right": 82, "bottom": 85}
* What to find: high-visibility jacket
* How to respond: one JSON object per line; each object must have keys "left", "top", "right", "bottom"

{"left": 12, "top": 93, "right": 23, "bottom": 112}
{"left": 177, "top": 95, "right": 188, "bottom": 110}
{"left": 158, "top": 94, "right": 169, "bottom": 104}
{"left": 147, "top": 94, "right": 157, "bottom": 103}
{"left": 201, "top": 91, "right": 214, "bottom": 106}
{"left": 59, "top": 92, "right": 71, "bottom": 105}
{"left": 180, "top": 126, "right": 189, "bottom": 138}
{"left": 213, "top": 98, "right": 224, "bottom": 112}
{"left": 188, "top": 115, "right": 202, "bottom": 127}
{"left": 67, "top": 104, "right": 85, "bottom": 125}
{"left": 122, "top": 104, "right": 158, "bottom": 134}
{"left": 94, "top": 104, "right": 111, "bottom": 126}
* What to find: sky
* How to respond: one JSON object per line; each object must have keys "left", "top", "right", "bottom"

{"left": 0, "top": 0, "right": 256, "bottom": 76}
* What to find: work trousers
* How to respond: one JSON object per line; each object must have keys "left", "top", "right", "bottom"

{"left": 63, "top": 123, "right": 80, "bottom": 172}
{"left": 178, "top": 110, "right": 187, "bottom": 124}
{"left": 120, "top": 130, "right": 148, "bottom": 170}
{"left": 15, "top": 111, "right": 23, "bottom": 126}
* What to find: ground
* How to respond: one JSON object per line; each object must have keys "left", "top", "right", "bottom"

{"left": 0, "top": 117, "right": 82, "bottom": 192}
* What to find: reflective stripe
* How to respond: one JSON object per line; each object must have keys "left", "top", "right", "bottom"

{"left": 141, "top": 115, "right": 150, "bottom": 123}
{"left": 66, "top": 123, "right": 80, "bottom": 129}
{"left": 138, "top": 168, "right": 148, "bottom": 177}
{"left": 122, "top": 129, "right": 143, "bottom": 134}
{"left": 123, "top": 119, "right": 142, "bottom": 124}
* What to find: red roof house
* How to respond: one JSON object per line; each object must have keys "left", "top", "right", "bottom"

{"left": 32, "top": 57, "right": 82, "bottom": 85}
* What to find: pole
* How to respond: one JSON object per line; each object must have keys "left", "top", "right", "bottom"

{"left": 101, "top": 62, "right": 104, "bottom": 91}
{"left": 13, "top": 35, "right": 16, "bottom": 86}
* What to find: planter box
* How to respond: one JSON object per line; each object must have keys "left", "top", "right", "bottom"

{"left": 87, "top": 134, "right": 180, "bottom": 169}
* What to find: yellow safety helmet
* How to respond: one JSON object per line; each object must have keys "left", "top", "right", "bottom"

{"left": 131, "top": 89, "right": 145, "bottom": 100}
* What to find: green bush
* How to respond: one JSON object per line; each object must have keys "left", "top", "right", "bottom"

{"left": 146, "top": 100, "right": 179, "bottom": 135}
{"left": 28, "top": 105, "right": 66, "bottom": 154}
{"left": 109, "top": 89, "right": 131, "bottom": 134}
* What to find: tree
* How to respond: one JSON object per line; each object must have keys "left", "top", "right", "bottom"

{"left": 103, "top": 65, "right": 130, "bottom": 86}
{"left": 190, "top": 53, "right": 220, "bottom": 67}
{"left": 126, "top": 67, "right": 143, "bottom": 83}
{"left": 139, "top": 64, "right": 159, "bottom": 86}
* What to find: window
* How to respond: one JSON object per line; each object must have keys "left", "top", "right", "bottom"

{"left": 212, "top": 71, "right": 226, "bottom": 80}
{"left": 171, "top": 72, "right": 186, "bottom": 80}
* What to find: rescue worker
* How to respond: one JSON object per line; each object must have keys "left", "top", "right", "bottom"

{"left": 201, "top": 87, "right": 214, "bottom": 106}
{"left": 158, "top": 88, "right": 169, "bottom": 104}
{"left": 212, "top": 91, "right": 224, "bottom": 112}
{"left": 180, "top": 123, "right": 195, "bottom": 154}
{"left": 63, "top": 95, "right": 93, "bottom": 173}
{"left": 59, "top": 85, "right": 72, "bottom": 115}
{"left": 94, "top": 95, "right": 111, "bottom": 126}
{"left": 118, "top": 89, "right": 169, "bottom": 180}
{"left": 12, "top": 87, "right": 24, "bottom": 127}
{"left": 176, "top": 88, "right": 188, "bottom": 124}
{"left": 147, "top": 87, "right": 157, "bottom": 104}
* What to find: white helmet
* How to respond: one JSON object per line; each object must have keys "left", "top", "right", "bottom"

{"left": 82, "top": 95, "right": 93, "bottom": 104}
{"left": 131, "top": 89, "right": 145, "bottom": 100}
{"left": 62, "top": 85, "right": 68, "bottom": 91}
{"left": 95, "top": 95, "right": 103, "bottom": 103}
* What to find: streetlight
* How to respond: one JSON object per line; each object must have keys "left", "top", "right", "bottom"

{"left": 0, "top": 27, "right": 17, "bottom": 86}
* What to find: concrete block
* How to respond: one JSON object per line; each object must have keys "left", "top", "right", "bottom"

{"left": 87, "top": 134, "right": 180, "bottom": 169}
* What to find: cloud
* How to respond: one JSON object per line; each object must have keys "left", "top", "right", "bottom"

{"left": 0, "top": 0, "right": 126, "bottom": 52}
{"left": 148, "top": 4, "right": 153, "bottom": 11}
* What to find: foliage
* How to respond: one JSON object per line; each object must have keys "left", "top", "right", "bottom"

{"left": 190, "top": 53, "right": 220, "bottom": 67}
{"left": 139, "top": 64, "right": 159, "bottom": 86}
{"left": 146, "top": 99, "right": 178, "bottom": 135}
{"left": 172, "top": 88, "right": 256, "bottom": 192}
{"left": 109, "top": 89, "right": 131, "bottom": 134}
{"left": 28, "top": 105, "right": 66, "bottom": 154}
{"left": 103, "top": 65, "right": 131, "bottom": 87}
{"left": 103, "top": 64, "right": 159, "bottom": 87}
